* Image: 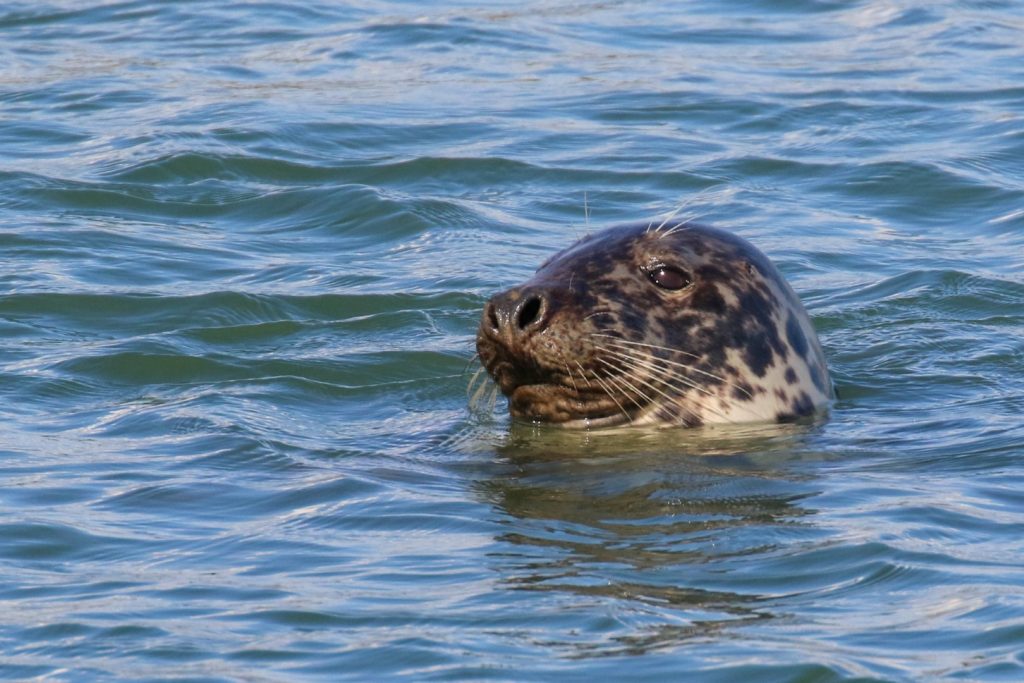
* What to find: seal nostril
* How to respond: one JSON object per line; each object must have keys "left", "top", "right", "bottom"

{"left": 517, "top": 296, "right": 542, "bottom": 330}
{"left": 487, "top": 303, "right": 500, "bottom": 332}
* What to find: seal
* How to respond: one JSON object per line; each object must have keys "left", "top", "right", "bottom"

{"left": 475, "top": 221, "right": 832, "bottom": 428}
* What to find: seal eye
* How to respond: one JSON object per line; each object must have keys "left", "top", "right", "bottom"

{"left": 647, "top": 265, "right": 692, "bottom": 291}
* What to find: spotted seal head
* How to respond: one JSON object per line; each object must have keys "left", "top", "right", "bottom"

{"left": 475, "top": 221, "right": 832, "bottom": 428}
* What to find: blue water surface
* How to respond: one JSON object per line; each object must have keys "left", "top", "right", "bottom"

{"left": 1, "top": 1, "right": 1023, "bottom": 680}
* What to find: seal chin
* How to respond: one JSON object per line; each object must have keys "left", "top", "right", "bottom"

{"left": 508, "top": 383, "right": 632, "bottom": 427}
{"left": 481, "top": 354, "right": 637, "bottom": 426}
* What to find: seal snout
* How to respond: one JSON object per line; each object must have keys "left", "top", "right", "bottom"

{"left": 482, "top": 287, "right": 551, "bottom": 344}
{"left": 477, "top": 284, "right": 563, "bottom": 401}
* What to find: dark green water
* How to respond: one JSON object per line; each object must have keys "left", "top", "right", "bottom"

{"left": 2, "top": 1, "right": 1024, "bottom": 680}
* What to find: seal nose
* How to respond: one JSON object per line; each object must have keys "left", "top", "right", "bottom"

{"left": 483, "top": 288, "right": 550, "bottom": 340}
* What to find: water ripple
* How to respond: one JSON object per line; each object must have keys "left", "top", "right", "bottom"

{"left": 1, "top": 0, "right": 1023, "bottom": 680}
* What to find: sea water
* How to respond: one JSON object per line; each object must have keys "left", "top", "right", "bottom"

{"left": 1, "top": 1, "right": 1023, "bottom": 680}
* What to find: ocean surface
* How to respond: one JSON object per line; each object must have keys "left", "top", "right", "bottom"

{"left": 2, "top": 1, "right": 1023, "bottom": 680}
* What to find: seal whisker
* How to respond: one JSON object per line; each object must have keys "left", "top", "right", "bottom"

{"left": 596, "top": 364, "right": 649, "bottom": 413}
{"left": 574, "top": 361, "right": 594, "bottom": 389}
{"left": 599, "top": 346, "right": 715, "bottom": 398}
{"left": 589, "top": 329, "right": 629, "bottom": 344}
{"left": 595, "top": 355, "right": 667, "bottom": 406}
{"left": 603, "top": 349, "right": 737, "bottom": 424}
{"left": 661, "top": 212, "right": 704, "bottom": 237}
{"left": 653, "top": 209, "right": 680, "bottom": 233}
{"left": 487, "top": 382, "right": 499, "bottom": 414}
{"left": 462, "top": 352, "right": 482, "bottom": 376}
{"left": 660, "top": 221, "right": 687, "bottom": 237}
{"left": 591, "top": 374, "right": 632, "bottom": 424}
{"left": 654, "top": 190, "right": 711, "bottom": 235}
{"left": 597, "top": 345, "right": 706, "bottom": 399}
{"left": 596, "top": 337, "right": 753, "bottom": 397}
{"left": 601, "top": 341, "right": 754, "bottom": 400}
{"left": 597, "top": 352, "right": 714, "bottom": 425}
{"left": 466, "top": 365, "right": 485, "bottom": 399}
{"left": 467, "top": 366, "right": 496, "bottom": 413}
{"left": 561, "top": 360, "right": 579, "bottom": 394}
{"left": 651, "top": 205, "right": 700, "bottom": 235}
{"left": 591, "top": 334, "right": 703, "bottom": 361}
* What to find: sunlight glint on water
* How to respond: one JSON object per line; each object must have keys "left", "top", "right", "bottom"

{"left": 1, "top": 1, "right": 1023, "bottom": 680}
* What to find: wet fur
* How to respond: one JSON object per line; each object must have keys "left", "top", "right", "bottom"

{"left": 475, "top": 222, "right": 831, "bottom": 428}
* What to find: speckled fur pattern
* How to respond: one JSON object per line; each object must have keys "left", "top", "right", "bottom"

{"left": 476, "top": 221, "right": 832, "bottom": 428}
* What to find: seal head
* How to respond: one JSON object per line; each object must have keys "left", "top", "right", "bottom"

{"left": 476, "top": 222, "right": 831, "bottom": 428}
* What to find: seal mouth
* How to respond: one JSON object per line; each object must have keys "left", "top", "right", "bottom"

{"left": 481, "top": 357, "right": 637, "bottom": 426}
{"left": 507, "top": 382, "right": 629, "bottom": 427}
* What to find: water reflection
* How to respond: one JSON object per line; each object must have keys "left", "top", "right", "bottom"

{"left": 476, "top": 422, "right": 828, "bottom": 655}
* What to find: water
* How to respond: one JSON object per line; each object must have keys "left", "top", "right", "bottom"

{"left": 2, "top": 0, "right": 1023, "bottom": 680}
